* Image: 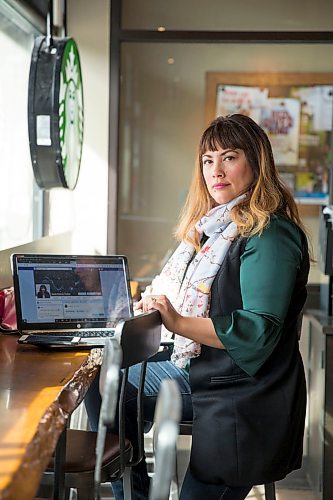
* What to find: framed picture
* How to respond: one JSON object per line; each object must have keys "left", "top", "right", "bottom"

{"left": 205, "top": 72, "right": 333, "bottom": 216}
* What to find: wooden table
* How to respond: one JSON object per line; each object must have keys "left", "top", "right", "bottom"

{"left": 0, "top": 334, "right": 102, "bottom": 500}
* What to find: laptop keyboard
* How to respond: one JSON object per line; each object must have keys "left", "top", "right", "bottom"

{"left": 18, "top": 329, "right": 116, "bottom": 346}
{"left": 78, "top": 330, "right": 115, "bottom": 338}
{"left": 24, "top": 329, "right": 115, "bottom": 337}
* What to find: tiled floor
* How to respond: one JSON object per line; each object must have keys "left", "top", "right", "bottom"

{"left": 247, "top": 485, "right": 316, "bottom": 499}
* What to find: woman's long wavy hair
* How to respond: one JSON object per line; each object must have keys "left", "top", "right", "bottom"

{"left": 175, "top": 113, "right": 305, "bottom": 251}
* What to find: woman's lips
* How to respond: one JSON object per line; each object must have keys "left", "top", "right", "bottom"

{"left": 213, "top": 183, "right": 229, "bottom": 188}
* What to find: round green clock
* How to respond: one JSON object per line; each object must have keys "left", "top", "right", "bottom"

{"left": 28, "top": 36, "right": 84, "bottom": 189}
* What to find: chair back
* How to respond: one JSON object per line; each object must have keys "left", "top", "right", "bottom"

{"left": 149, "top": 379, "right": 182, "bottom": 500}
{"left": 94, "top": 338, "right": 122, "bottom": 497}
{"left": 115, "top": 310, "right": 162, "bottom": 368}
{"left": 98, "top": 338, "right": 122, "bottom": 424}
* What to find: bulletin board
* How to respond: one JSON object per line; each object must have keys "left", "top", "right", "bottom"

{"left": 205, "top": 72, "right": 333, "bottom": 217}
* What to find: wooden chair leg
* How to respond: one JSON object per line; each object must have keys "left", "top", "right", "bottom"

{"left": 264, "top": 482, "right": 276, "bottom": 500}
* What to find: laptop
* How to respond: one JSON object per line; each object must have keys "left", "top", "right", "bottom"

{"left": 12, "top": 253, "right": 134, "bottom": 347}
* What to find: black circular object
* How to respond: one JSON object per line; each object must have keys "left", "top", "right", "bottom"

{"left": 28, "top": 36, "right": 84, "bottom": 189}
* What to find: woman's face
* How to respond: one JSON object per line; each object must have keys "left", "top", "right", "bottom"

{"left": 202, "top": 146, "right": 254, "bottom": 205}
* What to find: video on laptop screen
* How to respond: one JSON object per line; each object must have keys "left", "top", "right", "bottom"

{"left": 14, "top": 255, "right": 132, "bottom": 328}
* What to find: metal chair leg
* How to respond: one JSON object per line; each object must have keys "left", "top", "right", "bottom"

{"left": 123, "top": 466, "right": 133, "bottom": 500}
{"left": 264, "top": 482, "right": 276, "bottom": 500}
{"left": 53, "top": 428, "right": 67, "bottom": 500}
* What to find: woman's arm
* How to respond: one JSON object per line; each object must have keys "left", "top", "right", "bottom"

{"left": 143, "top": 295, "right": 225, "bottom": 349}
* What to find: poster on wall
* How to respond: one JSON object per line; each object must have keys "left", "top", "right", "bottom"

{"left": 215, "top": 85, "right": 268, "bottom": 123}
{"left": 290, "top": 86, "right": 332, "bottom": 198}
{"left": 294, "top": 171, "right": 328, "bottom": 199}
{"left": 259, "top": 98, "right": 300, "bottom": 166}
{"left": 291, "top": 85, "right": 333, "bottom": 132}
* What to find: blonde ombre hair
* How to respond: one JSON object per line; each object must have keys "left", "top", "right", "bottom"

{"left": 175, "top": 114, "right": 305, "bottom": 251}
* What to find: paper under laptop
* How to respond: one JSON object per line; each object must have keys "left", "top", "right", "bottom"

{"left": 12, "top": 253, "right": 134, "bottom": 347}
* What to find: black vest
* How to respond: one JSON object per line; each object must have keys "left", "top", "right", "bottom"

{"left": 189, "top": 236, "right": 308, "bottom": 486}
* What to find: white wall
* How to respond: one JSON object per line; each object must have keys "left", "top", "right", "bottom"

{"left": 48, "top": 0, "right": 110, "bottom": 255}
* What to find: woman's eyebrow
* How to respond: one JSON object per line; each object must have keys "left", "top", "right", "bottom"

{"left": 221, "top": 148, "right": 237, "bottom": 156}
{"left": 202, "top": 148, "right": 238, "bottom": 158}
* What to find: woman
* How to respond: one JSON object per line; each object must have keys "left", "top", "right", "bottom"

{"left": 85, "top": 113, "right": 310, "bottom": 500}
{"left": 37, "top": 284, "right": 50, "bottom": 298}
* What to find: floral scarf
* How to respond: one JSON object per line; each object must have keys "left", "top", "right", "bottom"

{"left": 143, "top": 194, "right": 246, "bottom": 369}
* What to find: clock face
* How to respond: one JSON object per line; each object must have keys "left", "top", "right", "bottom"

{"left": 59, "top": 39, "right": 84, "bottom": 190}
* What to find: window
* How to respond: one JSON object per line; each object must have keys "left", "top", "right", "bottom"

{"left": 0, "top": 1, "right": 43, "bottom": 250}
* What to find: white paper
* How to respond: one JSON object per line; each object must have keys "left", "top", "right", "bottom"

{"left": 36, "top": 115, "right": 51, "bottom": 146}
{"left": 312, "top": 86, "right": 333, "bottom": 132}
{"left": 260, "top": 98, "right": 300, "bottom": 166}
{"left": 215, "top": 85, "right": 268, "bottom": 122}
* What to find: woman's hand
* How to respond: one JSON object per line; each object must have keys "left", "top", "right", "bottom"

{"left": 142, "top": 295, "right": 183, "bottom": 333}
{"left": 134, "top": 298, "right": 143, "bottom": 311}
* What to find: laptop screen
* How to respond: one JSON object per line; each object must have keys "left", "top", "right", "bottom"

{"left": 12, "top": 254, "right": 133, "bottom": 331}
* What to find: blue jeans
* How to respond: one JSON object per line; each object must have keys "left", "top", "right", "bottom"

{"left": 84, "top": 359, "right": 252, "bottom": 500}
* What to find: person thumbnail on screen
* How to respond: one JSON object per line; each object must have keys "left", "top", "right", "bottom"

{"left": 36, "top": 284, "right": 51, "bottom": 298}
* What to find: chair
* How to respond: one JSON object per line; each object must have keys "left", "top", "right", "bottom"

{"left": 148, "top": 379, "right": 182, "bottom": 500}
{"left": 40, "top": 310, "right": 162, "bottom": 500}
